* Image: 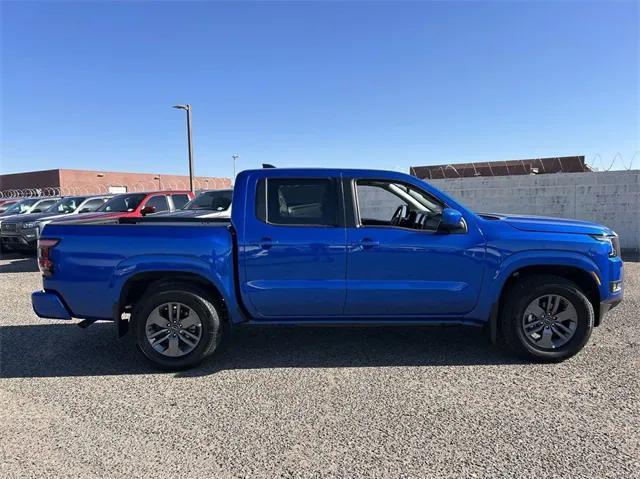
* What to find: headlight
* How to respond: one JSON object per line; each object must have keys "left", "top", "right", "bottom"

{"left": 22, "top": 221, "right": 39, "bottom": 229}
{"left": 591, "top": 234, "right": 619, "bottom": 257}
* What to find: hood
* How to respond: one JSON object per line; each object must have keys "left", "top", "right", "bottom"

{"left": 0, "top": 210, "right": 25, "bottom": 218}
{"left": 482, "top": 213, "right": 613, "bottom": 236}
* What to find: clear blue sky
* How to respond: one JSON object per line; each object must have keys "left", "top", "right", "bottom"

{"left": 1, "top": 1, "right": 638, "bottom": 178}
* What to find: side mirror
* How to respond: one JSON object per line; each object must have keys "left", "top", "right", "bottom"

{"left": 31, "top": 209, "right": 42, "bottom": 213}
{"left": 440, "top": 208, "right": 464, "bottom": 230}
{"left": 78, "top": 208, "right": 91, "bottom": 214}
{"left": 140, "top": 205, "right": 156, "bottom": 216}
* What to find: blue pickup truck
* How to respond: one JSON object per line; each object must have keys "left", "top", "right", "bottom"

{"left": 32, "top": 168, "right": 624, "bottom": 369}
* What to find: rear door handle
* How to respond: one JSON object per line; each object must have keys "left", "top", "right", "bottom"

{"left": 259, "top": 237, "right": 276, "bottom": 250}
{"left": 359, "top": 238, "right": 380, "bottom": 249}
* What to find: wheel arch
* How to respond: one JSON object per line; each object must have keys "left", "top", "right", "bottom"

{"left": 497, "top": 264, "right": 601, "bottom": 328}
{"left": 115, "top": 270, "right": 233, "bottom": 337}
{"left": 120, "top": 270, "right": 226, "bottom": 314}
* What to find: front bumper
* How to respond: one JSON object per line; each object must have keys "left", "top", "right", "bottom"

{"left": 1, "top": 230, "right": 38, "bottom": 250}
{"left": 595, "top": 259, "right": 624, "bottom": 325}
{"left": 598, "top": 296, "right": 623, "bottom": 324}
{"left": 32, "top": 291, "right": 72, "bottom": 320}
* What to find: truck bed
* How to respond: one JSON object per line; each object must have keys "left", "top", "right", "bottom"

{"left": 41, "top": 222, "right": 235, "bottom": 320}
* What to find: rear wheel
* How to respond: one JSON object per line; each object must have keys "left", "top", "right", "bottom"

{"left": 133, "top": 283, "right": 222, "bottom": 370}
{"left": 500, "top": 274, "right": 594, "bottom": 362}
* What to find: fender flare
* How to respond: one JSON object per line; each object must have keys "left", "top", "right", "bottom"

{"left": 109, "top": 254, "right": 244, "bottom": 333}
{"left": 476, "top": 249, "right": 601, "bottom": 327}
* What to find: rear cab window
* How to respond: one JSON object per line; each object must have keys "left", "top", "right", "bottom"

{"left": 256, "top": 178, "right": 339, "bottom": 227}
{"left": 170, "top": 194, "right": 190, "bottom": 210}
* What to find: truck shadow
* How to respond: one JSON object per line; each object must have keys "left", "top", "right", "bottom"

{"left": 0, "top": 255, "right": 38, "bottom": 273}
{"left": 0, "top": 322, "right": 524, "bottom": 378}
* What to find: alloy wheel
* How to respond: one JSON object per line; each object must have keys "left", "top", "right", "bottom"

{"left": 521, "top": 294, "right": 578, "bottom": 350}
{"left": 145, "top": 302, "right": 202, "bottom": 357}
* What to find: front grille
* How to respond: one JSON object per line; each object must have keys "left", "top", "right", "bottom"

{"left": 1, "top": 223, "right": 17, "bottom": 233}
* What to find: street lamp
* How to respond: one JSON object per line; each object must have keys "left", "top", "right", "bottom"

{"left": 232, "top": 154, "right": 239, "bottom": 184}
{"left": 173, "top": 104, "right": 195, "bottom": 192}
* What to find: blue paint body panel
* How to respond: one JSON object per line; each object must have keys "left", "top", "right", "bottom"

{"left": 31, "top": 168, "right": 624, "bottom": 328}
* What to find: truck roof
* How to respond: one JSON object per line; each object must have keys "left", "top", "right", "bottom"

{"left": 240, "top": 167, "right": 416, "bottom": 177}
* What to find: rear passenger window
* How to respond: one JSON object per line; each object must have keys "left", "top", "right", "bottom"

{"left": 146, "top": 195, "right": 169, "bottom": 212}
{"left": 260, "top": 178, "right": 338, "bottom": 226}
{"left": 171, "top": 194, "right": 190, "bottom": 209}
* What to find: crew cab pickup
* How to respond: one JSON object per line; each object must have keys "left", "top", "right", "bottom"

{"left": 32, "top": 168, "right": 624, "bottom": 369}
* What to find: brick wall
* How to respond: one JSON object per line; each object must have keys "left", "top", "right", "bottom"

{"left": 0, "top": 169, "right": 231, "bottom": 196}
{"left": 57, "top": 169, "right": 231, "bottom": 194}
{"left": 0, "top": 170, "right": 61, "bottom": 190}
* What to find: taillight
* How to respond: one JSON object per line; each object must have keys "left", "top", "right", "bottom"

{"left": 37, "top": 238, "right": 59, "bottom": 277}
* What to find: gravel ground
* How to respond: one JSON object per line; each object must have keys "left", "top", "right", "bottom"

{"left": 0, "top": 253, "right": 638, "bottom": 478}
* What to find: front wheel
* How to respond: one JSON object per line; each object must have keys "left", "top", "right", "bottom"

{"left": 500, "top": 274, "right": 594, "bottom": 362}
{"left": 133, "top": 283, "right": 222, "bottom": 370}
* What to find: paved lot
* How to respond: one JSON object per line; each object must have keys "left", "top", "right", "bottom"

{"left": 0, "top": 253, "right": 638, "bottom": 478}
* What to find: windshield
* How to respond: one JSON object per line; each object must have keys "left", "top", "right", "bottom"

{"left": 0, "top": 201, "right": 18, "bottom": 213}
{"left": 186, "top": 190, "right": 232, "bottom": 211}
{"left": 44, "top": 197, "right": 87, "bottom": 214}
{"left": 97, "top": 193, "right": 146, "bottom": 213}
{"left": 3, "top": 199, "right": 38, "bottom": 215}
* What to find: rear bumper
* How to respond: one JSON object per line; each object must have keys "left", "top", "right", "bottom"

{"left": 31, "top": 291, "right": 72, "bottom": 320}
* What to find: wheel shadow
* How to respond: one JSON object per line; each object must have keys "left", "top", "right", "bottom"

{"left": 0, "top": 322, "right": 525, "bottom": 379}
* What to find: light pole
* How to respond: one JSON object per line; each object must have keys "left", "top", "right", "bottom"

{"left": 173, "top": 104, "right": 195, "bottom": 192}
{"left": 232, "top": 154, "right": 239, "bottom": 184}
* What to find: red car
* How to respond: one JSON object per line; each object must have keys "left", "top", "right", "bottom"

{"left": 49, "top": 190, "right": 194, "bottom": 224}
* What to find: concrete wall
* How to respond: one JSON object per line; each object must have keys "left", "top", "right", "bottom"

{"left": 428, "top": 170, "right": 640, "bottom": 252}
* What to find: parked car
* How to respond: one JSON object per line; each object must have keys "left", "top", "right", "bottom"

{"left": 150, "top": 189, "right": 232, "bottom": 219}
{"left": 0, "top": 197, "right": 60, "bottom": 228}
{"left": 0, "top": 197, "right": 59, "bottom": 220}
{"left": 0, "top": 197, "right": 60, "bottom": 253}
{"left": 48, "top": 190, "right": 194, "bottom": 224}
{"left": 0, "top": 199, "right": 20, "bottom": 213}
{"left": 32, "top": 168, "right": 623, "bottom": 370}
{"left": 0, "top": 195, "right": 110, "bottom": 251}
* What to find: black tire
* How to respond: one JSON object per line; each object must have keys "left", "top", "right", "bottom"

{"left": 132, "top": 282, "right": 223, "bottom": 370}
{"left": 499, "top": 274, "right": 594, "bottom": 362}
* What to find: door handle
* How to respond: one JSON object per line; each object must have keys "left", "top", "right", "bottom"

{"left": 359, "top": 238, "right": 379, "bottom": 249}
{"left": 259, "top": 237, "right": 276, "bottom": 250}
